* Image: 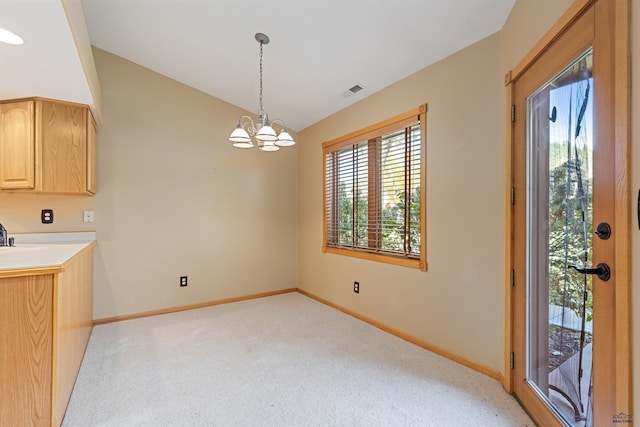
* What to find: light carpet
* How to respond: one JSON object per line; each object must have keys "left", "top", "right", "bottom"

{"left": 63, "top": 292, "right": 534, "bottom": 426}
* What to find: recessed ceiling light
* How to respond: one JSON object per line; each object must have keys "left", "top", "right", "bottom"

{"left": 0, "top": 27, "right": 24, "bottom": 45}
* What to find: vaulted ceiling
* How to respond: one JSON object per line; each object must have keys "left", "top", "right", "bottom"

{"left": 1, "top": 0, "right": 515, "bottom": 131}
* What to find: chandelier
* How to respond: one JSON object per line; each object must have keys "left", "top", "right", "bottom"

{"left": 228, "top": 33, "right": 295, "bottom": 152}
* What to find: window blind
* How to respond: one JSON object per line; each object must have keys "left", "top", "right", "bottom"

{"left": 324, "top": 120, "right": 422, "bottom": 259}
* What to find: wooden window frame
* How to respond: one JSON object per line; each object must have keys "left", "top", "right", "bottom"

{"left": 322, "top": 104, "right": 428, "bottom": 271}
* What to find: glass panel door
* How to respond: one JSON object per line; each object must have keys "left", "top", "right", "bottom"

{"left": 526, "top": 50, "right": 593, "bottom": 427}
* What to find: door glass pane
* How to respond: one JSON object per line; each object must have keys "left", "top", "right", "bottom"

{"left": 526, "top": 49, "right": 593, "bottom": 427}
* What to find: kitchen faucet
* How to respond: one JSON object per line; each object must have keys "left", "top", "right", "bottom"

{"left": 0, "top": 223, "right": 7, "bottom": 247}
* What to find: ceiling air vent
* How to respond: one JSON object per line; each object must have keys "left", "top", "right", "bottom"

{"left": 340, "top": 83, "right": 366, "bottom": 98}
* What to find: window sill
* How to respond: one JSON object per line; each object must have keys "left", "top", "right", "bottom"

{"left": 323, "top": 246, "right": 427, "bottom": 271}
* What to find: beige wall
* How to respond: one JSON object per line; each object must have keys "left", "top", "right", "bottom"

{"left": 500, "top": 0, "right": 574, "bottom": 74}
{"left": 0, "top": 48, "right": 297, "bottom": 319}
{"left": 297, "top": 33, "right": 506, "bottom": 374}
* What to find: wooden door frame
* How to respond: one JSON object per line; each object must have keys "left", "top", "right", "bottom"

{"left": 503, "top": 0, "right": 631, "bottom": 423}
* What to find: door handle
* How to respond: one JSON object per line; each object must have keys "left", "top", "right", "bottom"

{"left": 569, "top": 263, "right": 610, "bottom": 281}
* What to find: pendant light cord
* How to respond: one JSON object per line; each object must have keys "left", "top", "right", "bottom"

{"left": 259, "top": 41, "right": 264, "bottom": 115}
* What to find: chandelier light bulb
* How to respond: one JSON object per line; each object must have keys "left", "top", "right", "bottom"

{"left": 275, "top": 129, "right": 295, "bottom": 147}
{"left": 233, "top": 141, "right": 255, "bottom": 149}
{"left": 229, "top": 124, "right": 251, "bottom": 142}
{"left": 259, "top": 140, "right": 280, "bottom": 152}
{"left": 256, "top": 123, "right": 278, "bottom": 142}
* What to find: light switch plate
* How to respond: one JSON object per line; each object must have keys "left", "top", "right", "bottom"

{"left": 83, "top": 210, "right": 95, "bottom": 223}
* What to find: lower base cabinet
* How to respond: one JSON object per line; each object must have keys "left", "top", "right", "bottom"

{"left": 0, "top": 246, "right": 94, "bottom": 426}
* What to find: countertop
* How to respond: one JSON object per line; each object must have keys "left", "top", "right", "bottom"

{"left": 0, "top": 232, "right": 96, "bottom": 277}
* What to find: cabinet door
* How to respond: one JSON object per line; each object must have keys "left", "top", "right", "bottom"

{"left": 0, "top": 101, "right": 35, "bottom": 189}
{"left": 86, "top": 111, "right": 97, "bottom": 194}
{"left": 0, "top": 274, "right": 53, "bottom": 426}
{"left": 39, "top": 100, "right": 87, "bottom": 194}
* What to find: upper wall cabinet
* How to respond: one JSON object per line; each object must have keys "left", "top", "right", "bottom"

{"left": 0, "top": 98, "right": 97, "bottom": 195}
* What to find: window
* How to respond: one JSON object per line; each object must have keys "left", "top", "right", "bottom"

{"left": 322, "top": 105, "right": 427, "bottom": 271}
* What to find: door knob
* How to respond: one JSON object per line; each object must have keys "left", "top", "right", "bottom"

{"left": 569, "top": 263, "right": 611, "bottom": 281}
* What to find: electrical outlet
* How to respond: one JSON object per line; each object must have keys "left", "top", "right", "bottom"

{"left": 180, "top": 276, "right": 188, "bottom": 287}
{"left": 41, "top": 209, "right": 54, "bottom": 224}
{"left": 354, "top": 281, "right": 360, "bottom": 293}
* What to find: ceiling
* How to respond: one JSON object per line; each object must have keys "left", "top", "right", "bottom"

{"left": 1, "top": 0, "right": 515, "bottom": 132}
{"left": 0, "top": 1, "right": 93, "bottom": 108}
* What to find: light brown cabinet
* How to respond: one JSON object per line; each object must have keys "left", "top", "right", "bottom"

{"left": 0, "top": 98, "right": 97, "bottom": 195}
{"left": 0, "top": 244, "right": 95, "bottom": 427}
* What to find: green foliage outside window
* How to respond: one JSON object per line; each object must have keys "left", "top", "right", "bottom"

{"left": 548, "top": 154, "right": 593, "bottom": 321}
{"left": 336, "top": 182, "right": 420, "bottom": 254}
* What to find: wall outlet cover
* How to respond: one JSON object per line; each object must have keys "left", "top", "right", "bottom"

{"left": 41, "top": 209, "right": 54, "bottom": 224}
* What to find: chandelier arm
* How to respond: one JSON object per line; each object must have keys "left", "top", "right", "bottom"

{"left": 238, "top": 115, "right": 258, "bottom": 136}
{"left": 269, "top": 119, "right": 287, "bottom": 131}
